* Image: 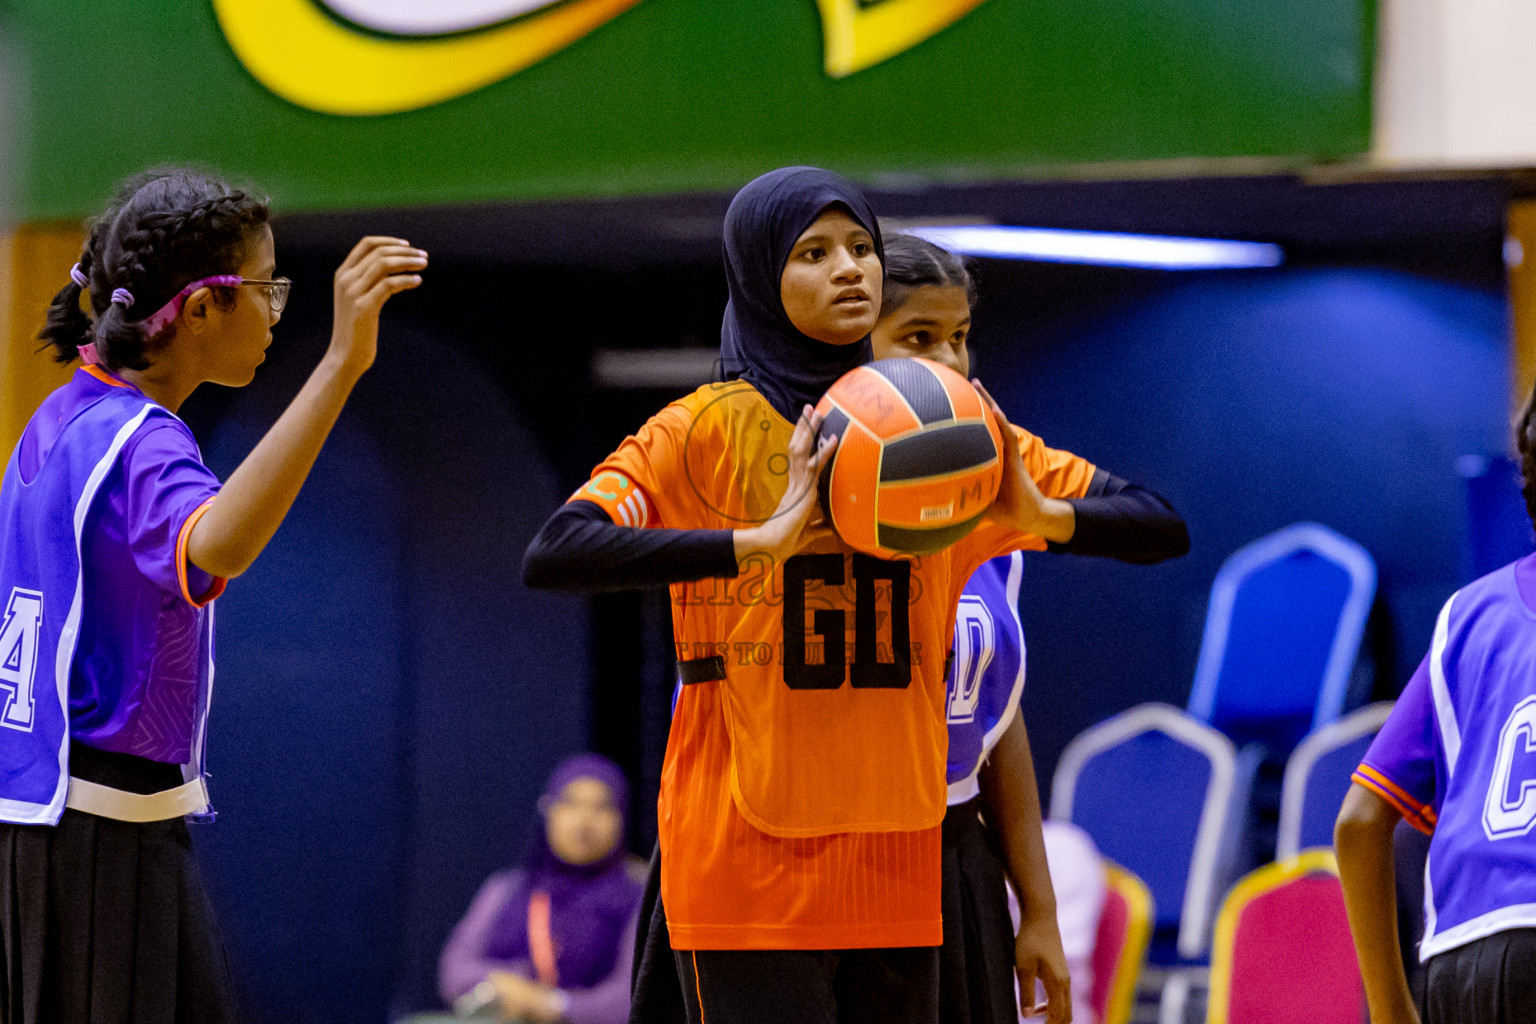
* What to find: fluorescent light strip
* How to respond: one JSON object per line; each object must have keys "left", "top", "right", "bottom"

{"left": 905, "top": 224, "right": 1283, "bottom": 270}
{"left": 593, "top": 348, "right": 719, "bottom": 389}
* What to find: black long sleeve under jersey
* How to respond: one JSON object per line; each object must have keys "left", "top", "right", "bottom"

{"left": 522, "top": 467, "right": 1188, "bottom": 591}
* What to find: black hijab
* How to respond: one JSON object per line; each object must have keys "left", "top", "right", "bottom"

{"left": 718, "top": 166, "right": 884, "bottom": 423}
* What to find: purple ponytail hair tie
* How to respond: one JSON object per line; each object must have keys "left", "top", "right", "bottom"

{"left": 70, "top": 264, "right": 88, "bottom": 288}
{"left": 110, "top": 288, "right": 133, "bottom": 308}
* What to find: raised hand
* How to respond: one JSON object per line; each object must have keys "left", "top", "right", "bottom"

{"left": 973, "top": 380, "right": 1074, "bottom": 544}
{"left": 329, "top": 236, "right": 427, "bottom": 375}
{"left": 734, "top": 404, "right": 838, "bottom": 568}
{"left": 187, "top": 236, "right": 426, "bottom": 580}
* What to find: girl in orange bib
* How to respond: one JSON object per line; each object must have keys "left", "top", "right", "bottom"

{"left": 525, "top": 168, "right": 1086, "bottom": 1024}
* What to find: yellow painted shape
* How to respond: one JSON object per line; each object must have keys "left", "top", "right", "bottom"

{"left": 212, "top": 0, "right": 643, "bottom": 116}
{"left": 1, "top": 226, "right": 85, "bottom": 474}
{"left": 815, "top": 0, "right": 991, "bottom": 77}
{"left": 1206, "top": 848, "right": 1341, "bottom": 1024}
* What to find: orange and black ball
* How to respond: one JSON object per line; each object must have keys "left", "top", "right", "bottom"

{"left": 816, "top": 358, "right": 1004, "bottom": 558}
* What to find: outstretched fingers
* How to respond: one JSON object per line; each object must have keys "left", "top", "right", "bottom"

{"left": 336, "top": 247, "right": 428, "bottom": 313}
{"left": 363, "top": 269, "right": 425, "bottom": 305}
{"left": 764, "top": 406, "right": 838, "bottom": 556}
{"left": 788, "top": 404, "right": 825, "bottom": 457}
{"left": 814, "top": 430, "right": 837, "bottom": 472}
{"left": 786, "top": 406, "right": 835, "bottom": 486}
{"left": 345, "top": 246, "right": 427, "bottom": 288}
{"left": 338, "top": 236, "right": 411, "bottom": 274}
{"left": 795, "top": 407, "right": 838, "bottom": 493}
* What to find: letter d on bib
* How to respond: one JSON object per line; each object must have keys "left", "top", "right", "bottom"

{"left": 947, "top": 596, "right": 994, "bottom": 724}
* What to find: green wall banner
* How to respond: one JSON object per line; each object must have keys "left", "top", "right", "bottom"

{"left": 6, "top": 0, "right": 1373, "bottom": 219}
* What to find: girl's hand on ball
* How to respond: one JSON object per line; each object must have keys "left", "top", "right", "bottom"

{"left": 328, "top": 236, "right": 427, "bottom": 376}
{"left": 735, "top": 405, "right": 837, "bottom": 569}
{"left": 973, "top": 381, "right": 1075, "bottom": 544}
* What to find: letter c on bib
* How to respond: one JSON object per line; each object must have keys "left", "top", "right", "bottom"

{"left": 1484, "top": 696, "right": 1536, "bottom": 840}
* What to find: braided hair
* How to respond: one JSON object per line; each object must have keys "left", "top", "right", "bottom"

{"left": 38, "top": 168, "right": 270, "bottom": 371}
{"left": 879, "top": 234, "right": 978, "bottom": 319}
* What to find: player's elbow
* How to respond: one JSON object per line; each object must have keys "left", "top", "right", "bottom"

{"left": 186, "top": 536, "right": 255, "bottom": 581}
{"left": 525, "top": 500, "right": 615, "bottom": 590}
{"left": 1135, "top": 492, "right": 1190, "bottom": 563}
{"left": 522, "top": 508, "right": 586, "bottom": 589}
{"left": 1334, "top": 782, "right": 1400, "bottom": 852}
{"left": 199, "top": 558, "right": 251, "bottom": 581}
{"left": 522, "top": 527, "right": 562, "bottom": 590}
{"left": 1162, "top": 518, "right": 1191, "bottom": 560}
{"left": 1133, "top": 518, "right": 1190, "bottom": 564}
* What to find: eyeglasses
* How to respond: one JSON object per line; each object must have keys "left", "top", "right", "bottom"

{"left": 238, "top": 277, "right": 292, "bottom": 316}
{"left": 142, "top": 274, "right": 293, "bottom": 336}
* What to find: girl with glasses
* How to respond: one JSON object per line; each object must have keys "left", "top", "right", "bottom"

{"left": 0, "top": 166, "right": 425, "bottom": 1024}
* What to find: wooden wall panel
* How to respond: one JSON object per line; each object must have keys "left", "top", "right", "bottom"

{"left": 0, "top": 225, "right": 83, "bottom": 464}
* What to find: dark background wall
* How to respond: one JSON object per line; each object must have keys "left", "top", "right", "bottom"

{"left": 165, "top": 175, "right": 1518, "bottom": 1022}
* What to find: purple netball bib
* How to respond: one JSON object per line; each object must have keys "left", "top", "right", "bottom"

{"left": 0, "top": 378, "right": 214, "bottom": 825}
{"left": 946, "top": 552, "right": 1027, "bottom": 803}
{"left": 1361, "top": 554, "right": 1536, "bottom": 959}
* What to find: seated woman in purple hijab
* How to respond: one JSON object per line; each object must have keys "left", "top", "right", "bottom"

{"left": 440, "top": 755, "right": 645, "bottom": 1023}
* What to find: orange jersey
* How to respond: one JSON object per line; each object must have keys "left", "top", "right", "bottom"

{"left": 573, "top": 381, "right": 1094, "bottom": 948}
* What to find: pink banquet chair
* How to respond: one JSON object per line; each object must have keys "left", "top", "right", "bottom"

{"left": 1205, "top": 849, "right": 1364, "bottom": 1024}
{"left": 1089, "top": 864, "right": 1153, "bottom": 1024}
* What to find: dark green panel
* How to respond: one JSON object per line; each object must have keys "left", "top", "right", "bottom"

{"left": 7, "top": 0, "right": 1372, "bottom": 219}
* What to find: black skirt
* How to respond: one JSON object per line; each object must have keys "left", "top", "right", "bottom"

{"left": 0, "top": 744, "right": 240, "bottom": 1024}
{"left": 1420, "top": 927, "right": 1536, "bottom": 1024}
{"left": 629, "top": 845, "right": 687, "bottom": 1024}
{"left": 938, "top": 798, "right": 1017, "bottom": 1024}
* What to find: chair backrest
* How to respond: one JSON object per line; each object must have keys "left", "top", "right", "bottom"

{"left": 1276, "top": 701, "right": 1393, "bottom": 859}
{"left": 1206, "top": 849, "right": 1364, "bottom": 1024}
{"left": 1051, "top": 703, "right": 1244, "bottom": 959}
{"left": 1089, "top": 864, "right": 1153, "bottom": 1024}
{"left": 1188, "top": 522, "right": 1376, "bottom": 754}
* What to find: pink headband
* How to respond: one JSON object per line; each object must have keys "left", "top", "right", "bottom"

{"left": 140, "top": 275, "right": 241, "bottom": 337}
